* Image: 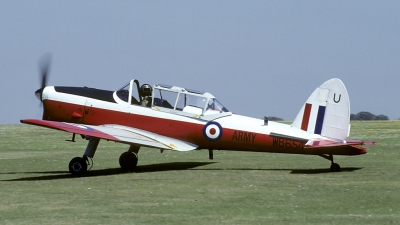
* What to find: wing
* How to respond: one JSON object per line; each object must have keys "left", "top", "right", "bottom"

{"left": 21, "top": 119, "right": 198, "bottom": 151}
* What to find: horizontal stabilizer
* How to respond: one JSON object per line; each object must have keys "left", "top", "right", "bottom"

{"left": 345, "top": 139, "right": 375, "bottom": 146}
{"left": 304, "top": 138, "right": 374, "bottom": 155}
{"left": 306, "top": 138, "right": 375, "bottom": 148}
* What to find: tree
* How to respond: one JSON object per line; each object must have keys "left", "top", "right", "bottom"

{"left": 268, "top": 116, "right": 284, "bottom": 121}
{"left": 350, "top": 111, "right": 389, "bottom": 120}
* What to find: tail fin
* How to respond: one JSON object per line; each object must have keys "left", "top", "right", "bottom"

{"left": 292, "top": 78, "right": 350, "bottom": 140}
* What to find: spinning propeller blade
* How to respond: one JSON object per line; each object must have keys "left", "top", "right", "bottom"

{"left": 36, "top": 53, "right": 52, "bottom": 102}
{"left": 39, "top": 53, "right": 52, "bottom": 89}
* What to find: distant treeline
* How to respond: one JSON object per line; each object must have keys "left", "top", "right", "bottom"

{"left": 268, "top": 117, "right": 284, "bottom": 121}
{"left": 269, "top": 111, "right": 390, "bottom": 122}
{"left": 350, "top": 111, "right": 389, "bottom": 120}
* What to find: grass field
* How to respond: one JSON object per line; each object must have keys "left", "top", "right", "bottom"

{"left": 0, "top": 121, "right": 399, "bottom": 224}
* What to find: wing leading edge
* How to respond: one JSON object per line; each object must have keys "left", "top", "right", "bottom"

{"left": 21, "top": 119, "right": 198, "bottom": 151}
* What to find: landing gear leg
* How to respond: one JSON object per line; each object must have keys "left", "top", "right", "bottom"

{"left": 68, "top": 137, "right": 100, "bottom": 175}
{"left": 319, "top": 154, "right": 341, "bottom": 172}
{"left": 119, "top": 145, "right": 140, "bottom": 170}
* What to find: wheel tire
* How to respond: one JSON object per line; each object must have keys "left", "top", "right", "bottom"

{"left": 69, "top": 157, "right": 88, "bottom": 175}
{"left": 330, "top": 163, "right": 341, "bottom": 172}
{"left": 119, "top": 151, "right": 138, "bottom": 170}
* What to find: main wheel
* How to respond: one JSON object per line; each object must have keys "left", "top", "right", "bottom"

{"left": 330, "top": 163, "right": 341, "bottom": 172}
{"left": 69, "top": 157, "right": 88, "bottom": 175}
{"left": 119, "top": 151, "right": 138, "bottom": 170}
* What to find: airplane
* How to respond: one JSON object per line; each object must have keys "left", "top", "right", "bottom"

{"left": 21, "top": 57, "right": 374, "bottom": 175}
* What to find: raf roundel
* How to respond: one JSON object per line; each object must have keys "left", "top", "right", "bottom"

{"left": 203, "top": 121, "right": 223, "bottom": 141}
{"left": 63, "top": 122, "right": 94, "bottom": 132}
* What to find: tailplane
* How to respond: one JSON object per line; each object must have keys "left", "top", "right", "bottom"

{"left": 292, "top": 78, "right": 350, "bottom": 140}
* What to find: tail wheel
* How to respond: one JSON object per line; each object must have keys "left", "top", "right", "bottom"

{"left": 330, "top": 163, "right": 341, "bottom": 172}
{"left": 319, "top": 155, "right": 341, "bottom": 172}
{"left": 119, "top": 151, "right": 138, "bottom": 170}
{"left": 69, "top": 157, "right": 88, "bottom": 175}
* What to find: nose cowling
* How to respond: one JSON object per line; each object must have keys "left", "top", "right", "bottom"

{"left": 35, "top": 87, "right": 44, "bottom": 101}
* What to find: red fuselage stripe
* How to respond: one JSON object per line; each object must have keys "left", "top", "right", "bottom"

{"left": 41, "top": 99, "right": 365, "bottom": 155}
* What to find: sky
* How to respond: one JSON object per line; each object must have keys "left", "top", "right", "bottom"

{"left": 0, "top": 1, "right": 399, "bottom": 124}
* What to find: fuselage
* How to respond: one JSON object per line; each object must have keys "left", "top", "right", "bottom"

{"left": 38, "top": 85, "right": 366, "bottom": 156}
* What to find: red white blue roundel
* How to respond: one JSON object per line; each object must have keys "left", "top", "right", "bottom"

{"left": 63, "top": 122, "right": 94, "bottom": 132}
{"left": 203, "top": 121, "right": 223, "bottom": 141}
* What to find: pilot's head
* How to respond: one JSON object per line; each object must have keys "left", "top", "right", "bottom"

{"left": 140, "top": 84, "right": 152, "bottom": 97}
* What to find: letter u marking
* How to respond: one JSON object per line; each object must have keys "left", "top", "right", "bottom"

{"left": 333, "top": 93, "right": 341, "bottom": 103}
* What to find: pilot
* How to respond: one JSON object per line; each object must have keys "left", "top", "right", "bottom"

{"left": 140, "top": 84, "right": 153, "bottom": 106}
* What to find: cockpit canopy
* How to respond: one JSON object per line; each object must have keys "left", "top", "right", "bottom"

{"left": 115, "top": 79, "right": 230, "bottom": 119}
{"left": 152, "top": 84, "right": 229, "bottom": 115}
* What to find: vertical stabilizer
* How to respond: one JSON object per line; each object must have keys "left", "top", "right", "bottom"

{"left": 292, "top": 78, "right": 350, "bottom": 140}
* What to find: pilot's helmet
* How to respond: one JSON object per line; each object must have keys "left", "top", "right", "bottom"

{"left": 140, "top": 84, "right": 152, "bottom": 96}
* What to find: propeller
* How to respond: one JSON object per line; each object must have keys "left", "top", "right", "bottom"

{"left": 36, "top": 53, "right": 52, "bottom": 101}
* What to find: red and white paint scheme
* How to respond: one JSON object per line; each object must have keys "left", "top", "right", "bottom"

{"left": 22, "top": 76, "right": 374, "bottom": 175}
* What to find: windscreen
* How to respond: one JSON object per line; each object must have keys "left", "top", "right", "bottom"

{"left": 206, "top": 98, "right": 229, "bottom": 113}
{"left": 116, "top": 83, "right": 130, "bottom": 102}
{"left": 116, "top": 82, "right": 141, "bottom": 105}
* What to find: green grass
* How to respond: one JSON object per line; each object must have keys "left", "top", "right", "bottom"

{"left": 0, "top": 121, "right": 399, "bottom": 224}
